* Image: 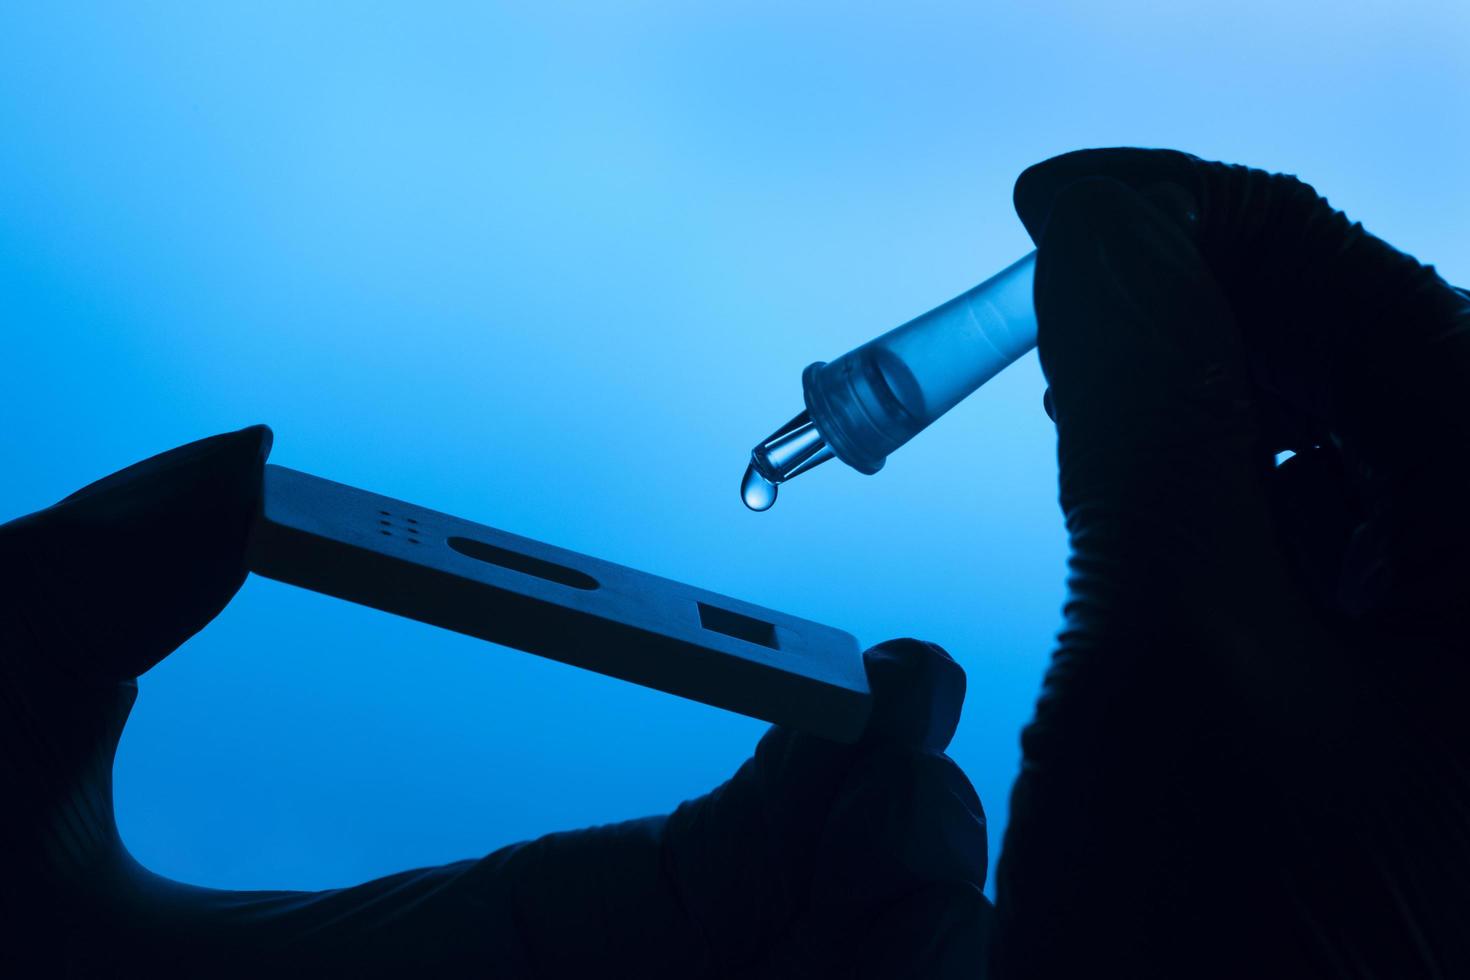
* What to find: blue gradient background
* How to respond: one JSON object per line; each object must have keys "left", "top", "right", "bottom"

{"left": 2, "top": 3, "right": 1466, "bottom": 897}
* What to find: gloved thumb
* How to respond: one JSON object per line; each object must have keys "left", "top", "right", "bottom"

{"left": 8, "top": 425, "right": 274, "bottom": 682}
{"left": 860, "top": 637, "right": 966, "bottom": 753}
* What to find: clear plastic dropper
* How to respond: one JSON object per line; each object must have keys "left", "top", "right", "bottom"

{"left": 742, "top": 251, "right": 1037, "bottom": 511}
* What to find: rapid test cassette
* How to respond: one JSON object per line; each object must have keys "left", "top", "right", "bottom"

{"left": 247, "top": 465, "right": 871, "bottom": 742}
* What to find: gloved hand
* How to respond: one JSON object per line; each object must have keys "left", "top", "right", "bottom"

{"left": 0, "top": 426, "right": 990, "bottom": 978}
{"left": 992, "top": 149, "right": 1470, "bottom": 977}
{"left": 507, "top": 635, "right": 990, "bottom": 979}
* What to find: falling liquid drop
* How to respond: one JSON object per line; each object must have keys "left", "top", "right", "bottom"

{"left": 741, "top": 463, "right": 778, "bottom": 512}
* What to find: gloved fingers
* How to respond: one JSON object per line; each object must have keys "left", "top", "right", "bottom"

{"left": 1017, "top": 148, "right": 1470, "bottom": 469}
{"left": 1035, "top": 176, "right": 1315, "bottom": 621}
{"left": 1154, "top": 356, "right": 1355, "bottom": 619}
{"left": 1253, "top": 384, "right": 1334, "bottom": 459}
{"left": 660, "top": 726, "right": 859, "bottom": 964}
{"left": 8, "top": 425, "right": 273, "bottom": 682}
{"left": 1014, "top": 147, "right": 1203, "bottom": 246}
{"left": 860, "top": 637, "right": 967, "bottom": 754}
{"left": 1272, "top": 436, "right": 1465, "bottom": 633}
{"left": 850, "top": 883, "right": 993, "bottom": 980}
{"left": 661, "top": 640, "right": 972, "bottom": 965}
{"left": 1036, "top": 175, "right": 1254, "bottom": 453}
{"left": 1015, "top": 147, "right": 1333, "bottom": 435}
{"left": 722, "top": 639, "right": 964, "bottom": 847}
{"left": 1020, "top": 148, "right": 1470, "bottom": 631}
{"left": 754, "top": 751, "right": 989, "bottom": 978}
{"left": 762, "top": 882, "right": 993, "bottom": 980}
{"left": 804, "top": 752, "right": 986, "bottom": 972}
{"left": 1266, "top": 445, "right": 1364, "bottom": 616}
{"left": 811, "top": 749, "right": 988, "bottom": 907}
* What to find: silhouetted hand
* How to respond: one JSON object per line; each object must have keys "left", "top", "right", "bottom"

{"left": 1, "top": 426, "right": 989, "bottom": 977}
{"left": 992, "top": 149, "right": 1470, "bottom": 977}
{"left": 518, "top": 635, "right": 993, "bottom": 979}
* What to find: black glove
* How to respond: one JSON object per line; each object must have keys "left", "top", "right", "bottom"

{"left": 509, "top": 635, "right": 991, "bottom": 979}
{"left": 0, "top": 426, "right": 991, "bottom": 978}
{"left": 991, "top": 149, "right": 1470, "bottom": 977}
